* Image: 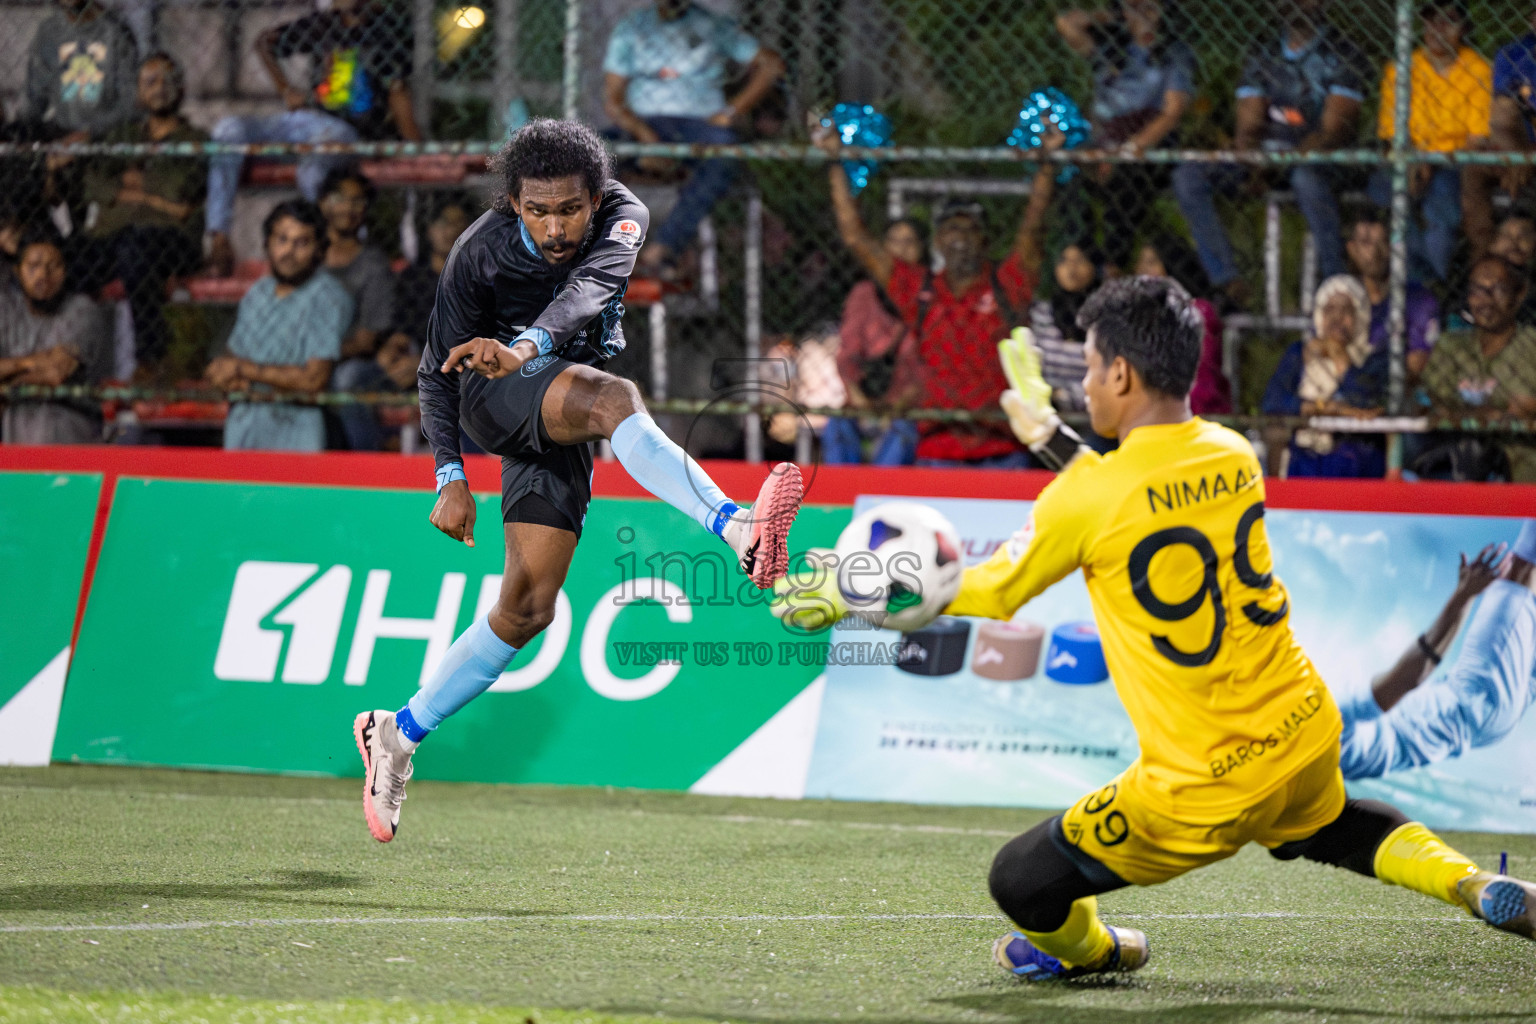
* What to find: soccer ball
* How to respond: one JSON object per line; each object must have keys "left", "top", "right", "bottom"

{"left": 833, "top": 502, "right": 964, "bottom": 632}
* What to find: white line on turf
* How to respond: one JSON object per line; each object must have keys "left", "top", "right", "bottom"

{"left": 0, "top": 911, "right": 1480, "bottom": 935}
{"left": 0, "top": 786, "right": 1521, "bottom": 860}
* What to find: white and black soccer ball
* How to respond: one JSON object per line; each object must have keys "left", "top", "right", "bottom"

{"left": 833, "top": 502, "right": 964, "bottom": 632}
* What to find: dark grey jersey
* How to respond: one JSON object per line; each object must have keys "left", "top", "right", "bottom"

{"left": 418, "top": 181, "right": 648, "bottom": 468}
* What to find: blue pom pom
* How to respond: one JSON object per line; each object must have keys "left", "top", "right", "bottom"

{"left": 820, "top": 103, "right": 892, "bottom": 195}
{"left": 1005, "top": 87, "right": 1091, "bottom": 182}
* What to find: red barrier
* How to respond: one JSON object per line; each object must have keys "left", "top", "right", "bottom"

{"left": 6, "top": 444, "right": 1536, "bottom": 647}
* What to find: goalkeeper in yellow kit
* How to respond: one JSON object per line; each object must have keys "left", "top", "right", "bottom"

{"left": 777, "top": 276, "right": 1536, "bottom": 980}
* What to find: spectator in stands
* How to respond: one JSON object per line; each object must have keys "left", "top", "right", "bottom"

{"left": 15, "top": 0, "right": 141, "bottom": 230}
{"left": 825, "top": 218, "right": 925, "bottom": 465}
{"left": 1488, "top": 209, "right": 1536, "bottom": 325}
{"left": 603, "top": 0, "right": 786, "bottom": 279}
{"left": 1135, "top": 233, "right": 1234, "bottom": 414}
{"left": 1027, "top": 238, "right": 1102, "bottom": 421}
{"left": 1421, "top": 255, "right": 1536, "bottom": 480}
{"left": 0, "top": 227, "right": 110, "bottom": 444}
{"left": 74, "top": 53, "right": 206, "bottom": 381}
{"left": 1054, "top": 0, "right": 1196, "bottom": 275}
{"left": 1465, "top": 6, "right": 1536, "bottom": 264}
{"left": 0, "top": 207, "right": 27, "bottom": 295}
{"left": 205, "top": 0, "right": 420, "bottom": 276}
{"left": 383, "top": 194, "right": 474, "bottom": 388}
{"left": 1262, "top": 274, "right": 1388, "bottom": 478}
{"left": 817, "top": 128, "right": 1052, "bottom": 467}
{"left": 22, "top": 0, "right": 139, "bottom": 138}
{"left": 320, "top": 167, "right": 396, "bottom": 449}
{"left": 205, "top": 200, "right": 349, "bottom": 452}
{"left": 1344, "top": 211, "right": 1441, "bottom": 381}
{"left": 1173, "top": 0, "right": 1366, "bottom": 309}
{"left": 1371, "top": 0, "right": 1491, "bottom": 283}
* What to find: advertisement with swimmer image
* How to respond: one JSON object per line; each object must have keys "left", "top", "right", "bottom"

{"left": 804, "top": 496, "right": 1536, "bottom": 833}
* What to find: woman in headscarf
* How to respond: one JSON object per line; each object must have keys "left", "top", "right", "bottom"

{"left": 1027, "top": 239, "right": 1101, "bottom": 414}
{"left": 1136, "top": 233, "right": 1232, "bottom": 414}
{"left": 1262, "top": 274, "right": 1389, "bottom": 478}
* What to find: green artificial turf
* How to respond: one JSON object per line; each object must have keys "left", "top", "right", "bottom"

{"left": 1, "top": 765, "right": 1533, "bottom": 1023}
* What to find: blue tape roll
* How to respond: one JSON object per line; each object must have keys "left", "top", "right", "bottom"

{"left": 821, "top": 103, "right": 892, "bottom": 195}
{"left": 1044, "top": 621, "right": 1108, "bottom": 684}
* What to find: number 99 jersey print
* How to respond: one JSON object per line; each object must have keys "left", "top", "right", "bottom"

{"left": 948, "top": 418, "right": 1343, "bottom": 823}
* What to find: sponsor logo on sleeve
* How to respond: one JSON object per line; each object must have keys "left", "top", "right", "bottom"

{"left": 609, "top": 219, "right": 643, "bottom": 249}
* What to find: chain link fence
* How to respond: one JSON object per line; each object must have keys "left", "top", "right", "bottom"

{"left": 4, "top": 0, "right": 1536, "bottom": 478}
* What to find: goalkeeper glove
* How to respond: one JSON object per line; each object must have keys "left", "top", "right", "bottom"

{"left": 997, "top": 326, "right": 1088, "bottom": 472}
{"left": 998, "top": 327, "right": 1061, "bottom": 447}
{"left": 769, "top": 548, "right": 847, "bottom": 634}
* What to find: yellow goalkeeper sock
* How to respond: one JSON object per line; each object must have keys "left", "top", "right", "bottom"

{"left": 1021, "top": 896, "right": 1116, "bottom": 970}
{"left": 1373, "top": 821, "right": 1480, "bottom": 906}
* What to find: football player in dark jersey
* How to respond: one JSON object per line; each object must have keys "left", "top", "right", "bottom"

{"left": 353, "top": 119, "right": 803, "bottom": 842}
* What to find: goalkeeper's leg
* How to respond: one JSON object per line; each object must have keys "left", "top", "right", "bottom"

{"left": 988, "top": 818, "right": 1149, "bottom": 979}
{"left": 1270, "top": 799, "right": 1536, "bottom": 941}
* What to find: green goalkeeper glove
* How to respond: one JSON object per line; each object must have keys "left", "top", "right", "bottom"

{"left": 997, "top": 326, "right": 1061, "bottom": 447}
{"left": 769, "top": 549, "right": 847, "bottom": 634}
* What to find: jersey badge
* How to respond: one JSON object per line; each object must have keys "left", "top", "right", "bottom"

{"left": 609, "top": 219, "right": 644, "bottom": 249}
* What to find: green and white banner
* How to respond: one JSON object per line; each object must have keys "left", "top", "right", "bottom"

{"left": 0, "top": 472, "right": 99, "bottom": 766}
{"left": 54, "top": 478, "right": 848, "bottom": 791}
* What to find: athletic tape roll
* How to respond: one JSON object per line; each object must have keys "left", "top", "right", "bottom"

{"left": 896, "top": 616, "right": 971, "bottom": 677}
{"left": 1044, "top": 621, "right": 1108, "bottom": 684}
{"left": 971, "top": 620, "right": 1045, "bottom": 681}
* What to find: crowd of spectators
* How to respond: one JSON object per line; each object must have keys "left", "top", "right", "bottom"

{"left": 8, "top": 0, "right": 1536, "bottom": 481}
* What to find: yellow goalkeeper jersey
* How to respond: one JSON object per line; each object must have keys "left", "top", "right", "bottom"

{"left": 948, "top": 417, "right": 1341, "bottom": 822}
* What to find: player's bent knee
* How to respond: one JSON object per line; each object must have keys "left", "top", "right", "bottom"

{"left": 1269, "top": 798, "right": 1410, "bottom": 877}
{"left": 591, "top": 374, "right": 646, "bottom": 436}
{"left": 488, "top": 598, "right": 558, "bottom": 647}
{"left": 989, "top": 819, "right": 1086, "bottom": 933}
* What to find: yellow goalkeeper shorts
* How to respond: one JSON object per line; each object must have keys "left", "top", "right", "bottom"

{"left": 1058, "top": 741, "right": 1347, "bottom": 886}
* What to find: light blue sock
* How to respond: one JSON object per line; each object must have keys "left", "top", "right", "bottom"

{"left": 610, "top": 412, "right": 739, "bottom": 536}
{"left": 403, "top": 616, "right": 518, "bottom": 735}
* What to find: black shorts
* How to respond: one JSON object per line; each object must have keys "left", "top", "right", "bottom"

{"left": 458, "top": 353, "right": 592, "bottom": 538}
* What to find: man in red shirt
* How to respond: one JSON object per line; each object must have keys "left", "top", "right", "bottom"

{"left": 818, "top": 134, "right": 1044, "bottom": 464}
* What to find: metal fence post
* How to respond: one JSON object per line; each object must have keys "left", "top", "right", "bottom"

{"left": 562, "top": 0, "right": 580, "bottom": 121}
{"left": 745, "top": 191, "right": 764, "bottom": 464}
{"left": 1386, "top": 0, "right": 1414, "bottom": 473}
{"left": 494, "top": 0, "right": 521, "bottom": 129}
{"left": 412, "top": 0, "right": 435, "bottom": 136}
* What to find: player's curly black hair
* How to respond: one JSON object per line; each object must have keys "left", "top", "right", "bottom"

{"left": 1077, "top": 275, "right": 1204, "bottom": 399}
{"left": 491, "top": 118, "right": 611, "bottom": 214}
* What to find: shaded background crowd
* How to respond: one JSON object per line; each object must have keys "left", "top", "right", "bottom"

{"left": 5, "top": 0, "right": 1536, "bottom": 480}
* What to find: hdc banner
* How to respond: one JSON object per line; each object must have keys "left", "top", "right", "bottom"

{"left": 0, "top": 472, "right": 99, "bottom": 766}
{"left": 54, "top": 478, "right": 848, "bottom": 789}
{"left": 805, "top": 496, "right": 1536, "bottom": 834}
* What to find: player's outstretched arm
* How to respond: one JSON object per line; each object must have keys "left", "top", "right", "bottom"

{"left": 1370, "top": 544, "right": 1504, "bottom": 712}
{"left": 997, "top": 327, "right": 1089, "bottom": 471}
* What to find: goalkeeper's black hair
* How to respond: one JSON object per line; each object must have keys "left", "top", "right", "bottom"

{"left": 491, "top": 118, "right": 611, "bottom": 214}
{"left": 1076, "top": 275, "right": 1203, "bottom": 399}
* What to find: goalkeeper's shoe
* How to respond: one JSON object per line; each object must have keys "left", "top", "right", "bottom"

{"left": 1457, "top": 872, "right": 1536, "bottom": 940}
{"left": 353, "top": 710, "right": 415, "bottom": 843}
{"left": 724, "top": 462, "right": 804, "bottom": 589}
{"left": 992, "top": 928, "right": 1150, "bottom": 981}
